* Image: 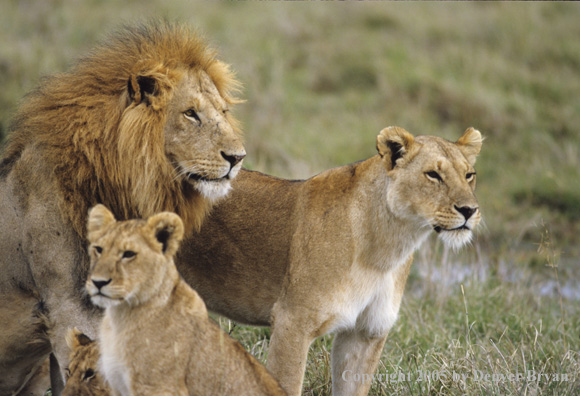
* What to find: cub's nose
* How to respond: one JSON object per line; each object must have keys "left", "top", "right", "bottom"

{"left": 221, "top": 151, "right": 246, "bottom": 168}
{"left": 92, "top": 278, "right": 112, "bottom": 290}
{"left": 454, "top": 205, "right": 477, "bottom": 220}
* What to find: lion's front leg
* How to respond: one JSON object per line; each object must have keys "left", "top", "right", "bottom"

{"left": 267, "top": 303, "right": 316, "bottom": 396}
{"left": 331, "top": 330, "right": 388, "bottom": 396}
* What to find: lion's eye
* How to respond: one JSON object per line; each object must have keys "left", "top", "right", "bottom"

{"left": 83, "top": 368, "right": 95, "bottom": 380}
{"left": 466, "top": 172, "right": 476, "bottom": 181}
{"left": 184, "top": 109, "right": 201, "bottom": 124}
{"left": 94, "top": 246, "right": 103, "bottom": 255}
{"left": 425, "top": 171, "right": 443, "bottom": 182}
{"left": 122, "top": 251, "right": 136, "bottom": 259}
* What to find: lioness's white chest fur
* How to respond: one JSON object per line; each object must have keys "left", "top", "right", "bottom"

{"left": 326, "top": 191, "right": 430, "bottom": 338}
{"left": 330, "top": 260, "right": 409, "bottom": 338}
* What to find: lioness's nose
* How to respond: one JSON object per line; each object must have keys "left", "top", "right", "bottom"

{"left": 92, "top": 278, "right": 112, "bottom": 290}
{"left": 221, "top": 151, "right": 246, "bottom": 168}
{"left": 455, "top": 205, "right": 477, "bottom": 220}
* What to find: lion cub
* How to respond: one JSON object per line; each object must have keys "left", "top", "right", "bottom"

{"left": 64, "top": 328, "right": 110, "bottom": 396}
{"left": 85, "top": 205, "right": 286, "bottom": 396}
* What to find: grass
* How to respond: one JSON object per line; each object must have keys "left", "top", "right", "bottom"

{"left": 2, "top": 2, "right": 578, "bottom": 395}
{"left": 220, "top": 235, "right": 579, "bottom": 395}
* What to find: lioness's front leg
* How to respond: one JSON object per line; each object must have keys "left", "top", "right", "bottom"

{"left": 267, "top": 304, "right": 316, "bottom": 396}
{"left": 331, "top": 330, "right": 388, "bottom": 396}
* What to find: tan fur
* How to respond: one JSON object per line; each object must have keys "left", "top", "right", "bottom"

{"left": 63, "top": 329, "right": 109, "bottom": 396}
{"left": 0, "top": 22, "right": 245, "bottom": 394}
{"left": 178, "top": 127, "right": 483, "bottom": 396}
{"left": 85, "top": 205, "right": 286, "bottom": 396}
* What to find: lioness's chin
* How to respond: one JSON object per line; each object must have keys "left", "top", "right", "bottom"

{"left": 437, "top": 229, "right": 473, "bottom": 251}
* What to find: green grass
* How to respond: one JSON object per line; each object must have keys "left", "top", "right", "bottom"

{"left": 3, "top": 2, "right": 578, "bottom": 395}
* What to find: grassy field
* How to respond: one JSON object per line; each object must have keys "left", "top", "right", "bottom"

{"left": 1, "top": 1, "right": 578, "bottom": 395}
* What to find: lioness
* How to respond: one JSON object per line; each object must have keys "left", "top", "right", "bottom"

{"left": 85, "top": 205, "right": 286, "bottom": 396}
{"left": 178, "top": 126, "right": 483, "bottom": 395}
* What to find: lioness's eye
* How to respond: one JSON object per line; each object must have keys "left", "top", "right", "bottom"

{"left": 466, "top": 172, "right": 476, "bottom": 181}
{"left": 94, "top": 246, "right": 103, "bottom": 255}
{"left": 122, "top": 251, "right": 136, "bottom": 259}
{"left": 425, "top": 171, "right": 442, "bottom": 182}
{"left": 184, "top": 109, "right": 201, "bottom": 124}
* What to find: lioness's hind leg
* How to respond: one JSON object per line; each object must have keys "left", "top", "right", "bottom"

{"left": 331, "top": 330, "right": 387, "bottom": 396}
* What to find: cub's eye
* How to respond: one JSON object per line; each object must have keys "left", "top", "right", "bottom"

{"left": 425, "top": 171, "right": 443, "bottom": 182}
{"left": 83, "top": 368, "right": 95, "bottom": 380}
{"left": 94, "top": 246, "right": 103, "bottom": 255}
{"left": 65, "top": 367, "right": 71, "bottom": 380}
{"left": 466, "top": 172, "right": 476, "bottom": 181}
{"left": 122, "top": 251, "right": 136, "bottom": 259}
{"left": 184, "top": 109, "right": 201, "bottom": 124}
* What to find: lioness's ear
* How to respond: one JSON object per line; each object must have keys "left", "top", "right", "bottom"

{"left": 456, "top": 127, "right": 483, "bottom": 166}
{"left": 127, "top": 74, "right": 158, "bottom": 105}
{"left": 87, "top": 205, "right": 116, "bottom": 241}
{"left": 376, "top": 126, "right": 415, "bottom": 171}
{"left": 146, "top": 212, "right": 184, "bottom": 257}
{"left": 65, "top": 327, "right": 93, "bottom": 352}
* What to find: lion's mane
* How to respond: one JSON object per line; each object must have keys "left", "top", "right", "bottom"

{"left": 1, "top": 22, "right": 241, "bottom": 237}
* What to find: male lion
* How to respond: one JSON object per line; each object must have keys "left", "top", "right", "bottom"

{"left": 178, "top": 126, "right": 483, "bottom": 396}
{"left": 0, "top": 22, "right": 245, "bottom": 395}
{"left": 85, "top": 205, "right": 286, "bottom": 396}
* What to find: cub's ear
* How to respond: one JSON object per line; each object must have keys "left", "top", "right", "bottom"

{"left": 87, "top": 205, "right": 116, "bottom": 242}
{"left": 127, "top": 74, "right": 158, "bottom": 105}
{"left": 376, "top": 126, "right": 415, "bottom": 171}
{"left": 146, "top": 212, "right": 185, "bottom": 257}
{"left": 456, "top": 127, "right": 483, "bottom": 166}
{"left": 65, "top": 327, "right": 93, "bottom": 352}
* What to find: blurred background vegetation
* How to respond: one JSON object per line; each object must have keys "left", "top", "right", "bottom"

{"left": 1, "top": 1, "right": 578, "bottom": 394}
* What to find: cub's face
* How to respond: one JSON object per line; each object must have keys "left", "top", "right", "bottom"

{"left": 64, "top": 329, "right": 109, "bottom": 396}
{"left": 85, "top": 205, "right": 184, "bottom": 308}
{"left": 164, "top": 69, "right": 246, "bottom": 202}
{"left": 377, "top": 127, "right": 482, "bottom": 250}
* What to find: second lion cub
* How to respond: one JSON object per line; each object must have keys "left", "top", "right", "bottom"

{"left": 85, "top": 204, "right": 286, "bottom": 396}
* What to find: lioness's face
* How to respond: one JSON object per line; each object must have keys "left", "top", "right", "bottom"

{"left": 379, "top": 127, "right": 482, "bottom": 250}
{"left": 164, "top": 70, "right": 246, "bottom": 201}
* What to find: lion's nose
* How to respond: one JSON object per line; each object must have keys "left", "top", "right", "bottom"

{"left": 454, "top": 205, "right": 477, "bottom": 220}
{"left": 92, "top": 278, "right": 112, "bottom": 290}
{"left": 221, "top": 151, "right": 246, "bottom": 168}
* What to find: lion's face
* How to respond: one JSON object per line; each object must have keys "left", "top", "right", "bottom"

{"left": 85, "top": 205, "right": 184, "bottom": 308}
{"left": 164, "top": 70, "right": 246, "bottom": 202}
{"left": 377, "top": 127, "right": 482, "bottom": 250}
{"left": 64, "top": 329, "right": 108, "bottom": 396}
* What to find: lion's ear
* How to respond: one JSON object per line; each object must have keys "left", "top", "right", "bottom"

{"left": 87, "top": 204, "right": 116, "bottom": 241}
{"left": 66, "top": 327, "right": 93, "bottom": 352}
{"left": 376, "top": 126, "right": 415, "bottom": 171}
{"left": 127, "top": 74, "right": 158, "bottom": 105}
{"left": 146, "top": 212, "right": 184, "bottom": 257}
{"left": 456, "top": 127, "right": 483, "bottom": 166}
